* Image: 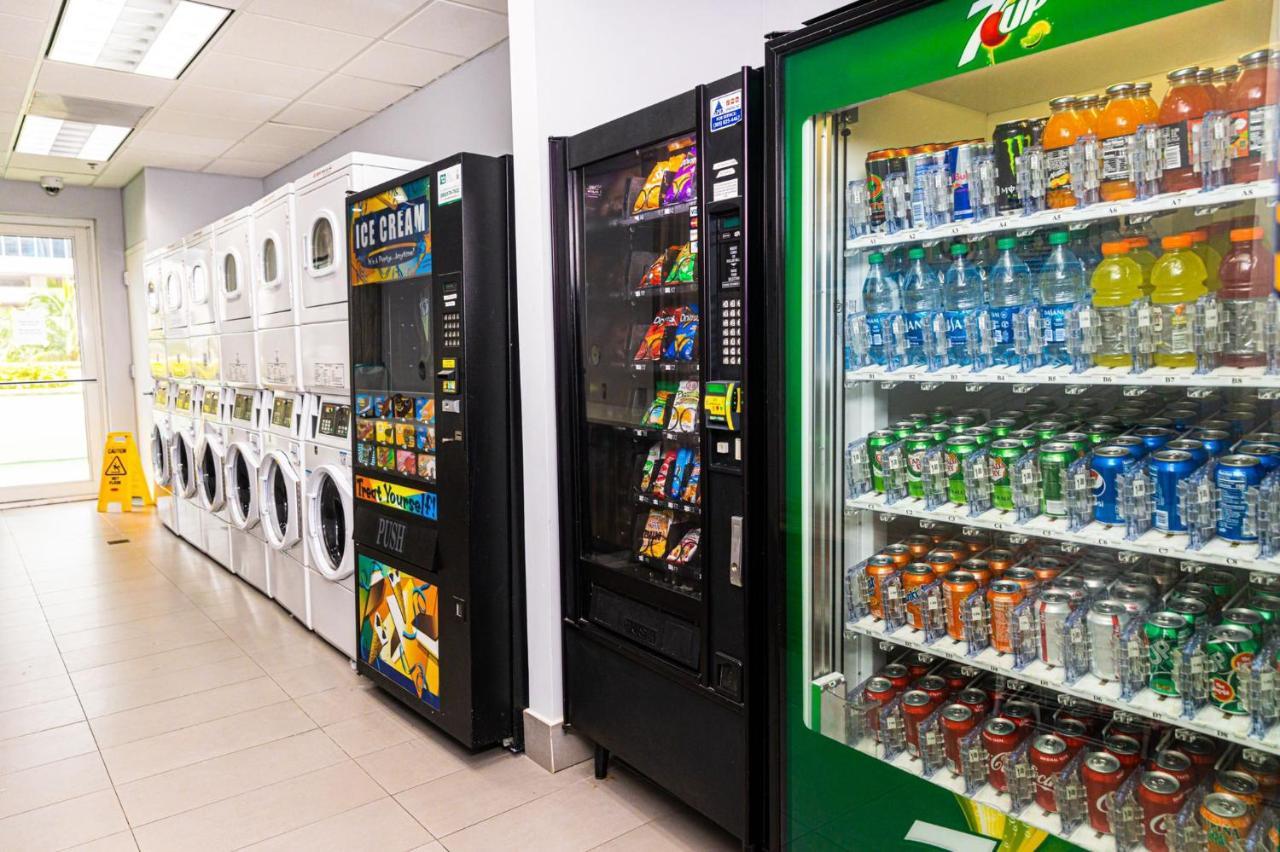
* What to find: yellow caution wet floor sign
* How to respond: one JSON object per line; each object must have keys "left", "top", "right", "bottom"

{"left": 97, "top": 432, "right": 153, "bottom": 512}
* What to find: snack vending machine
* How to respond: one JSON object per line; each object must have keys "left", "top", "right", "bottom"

{"left": 766, "top": 0, "right": 1280, "bottom": 849}
{"left": 347, "top": 154, "right": 525, "bottom": 750}
{"left": 550, "top": 69, "right": 766, "bottom": 843}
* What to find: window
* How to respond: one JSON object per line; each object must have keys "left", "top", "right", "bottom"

{"left": 223, "top": 253, "right": 238, "bottom": 294}
{"left": 164, "top": 271, "right": 182, "bottom": 310}
{"left": 311, "top": 218, "right": 334, "bottom": 272}
{"left": 190, "top": 264, "right": 208, "bottom": 304}
{"left": 261, "top": 238, "right": 278, "bottom": 283}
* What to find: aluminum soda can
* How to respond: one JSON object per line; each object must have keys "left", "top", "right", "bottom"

{"left": 1236, "top": 442, "right": 1280, "bottom": 472}
{"left": 1138, "top": 770, "right": 1185, "bottom": 852}
{"left": 1134, "top": 426, "right": 1176, "bottom": 454}
{"left": 945, "top": 141, "right": 976, "bottom": 220}
{"left": 982, "top": 717, "right": 1023, "bottom": 792}
{"left": 1149, "top": 449, "right": 1198, "bottom": 532}
{"left": 944, "top": 435, "right": 979, "bottom": 505}
{"left": 1194, "top": 429, "right": 1232, "bottom": 457}
{"left": 1215, "top": 454, "right": 1264, "bottom": 542}
{"left": 1037, "top": 589, "right": 1075, "bottom": 666}
{"left": 1030, "top": 734, "right": 1071, "bottom": 812}
{"left": 867, "top": 429, "right": 896, "bottom": 493}
{"left": 1082, "top": 751, "right": 1125, "bottom": 834}
{"left": 1090, "top": 445, "right": 1130, "bottom": 525}
{"left": 1165, "top": 438, "right": 1209, "bottom": 467}
{"left": 1087, "top": 599, "right": 1132, "bottom": 681}
{"left": 1107, "top": 435, "right": 1148, "bottom": 460}
{"left": 1200, "top": 792, "right": 1253, "bottom": 851}
{"left": 1145, "top": 611, "right": 1193, "bottom": 696}
{"left": 1241, "top": 431, "right": 1280, "bottom": 447}
{"left": 1038, "top": 441, "right": 1076, "bottom": 517}
{"left": 992, "top": 120, "right": 1032, "bottom": 212}
{"left": 1205, "top": 624, "right": 1259, "bottom": 715}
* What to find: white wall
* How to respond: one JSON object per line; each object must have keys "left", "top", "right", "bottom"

{"left": 0, "top": 179, "right": 134, "bottom": 439}
{"left": 128, "top": 169, "right": 264, "bottom": 251}
{"left": 264, "top": 42, "right": 513, "bottom": 190}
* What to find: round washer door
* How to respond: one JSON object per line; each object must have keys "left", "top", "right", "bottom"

{"left": 259, "top": 449, "right": 300, "bottom": 549}
{"left": 226, "top": 442, "right": 260, "bottom": 530}
{"left": 305, "top": 464, "right": 352, "bottom": 580}
{"left": 173, "top": 431, "right": 197, "bottom": 498}
{"left": 197, "top": 435, "right": 226, "bottom": 511}
{"left": 151, "top": 425, "right": 171, "bottom": 486}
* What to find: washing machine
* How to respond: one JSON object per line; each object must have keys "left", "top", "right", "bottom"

{"left": 226, "top": 387, "right": 269, "bottom": 596}
{"left": 169, "top": 381, "right": 201, "bottom": 548}
{"left": 196, "top": 382, "right": 231, "bottom": 569}
{"left": 151, "top": 378, "right": 178, "bottom": 535}
{"left": 160, "top": 238, "right": 188, "bottom": 340}
{"left": 303, "top": 392, "right": 354, "bottom": 659}
{"left": 260, "top": 388, "right": 309, "bottom": 625}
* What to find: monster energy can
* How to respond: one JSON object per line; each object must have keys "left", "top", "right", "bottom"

{"left": 1145, "top": 611, "right": 1193, "bottom": 696}
{"left": 1205, "top": 624, "right": 1260, "bottom": 716}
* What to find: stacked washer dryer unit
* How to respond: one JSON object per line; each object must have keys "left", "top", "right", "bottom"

{"left": 253, "top": 184, "right": 310, "bottom": 625}
{"left": 216, "top": 205, "right": 270, "bottom": 595}
{"left": 296, "top": 153, "right": 422, "bottom": 659}
{"left": 161, "top": 238, "right": 201, "bottom": 548}
{"left": 144, "top": 250, "right": 178, "bottom": 535}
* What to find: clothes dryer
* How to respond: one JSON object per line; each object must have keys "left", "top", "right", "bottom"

{"left": 260, "top": 389, "right": 309, "bottom": 625}
{"left": 252, "top": 184, "right": 297, "bottom": 331}
{"left": 169, "top": 382, "right": 201, "bottom": 549}
{"left": 160, "top": 239, "right": 188, "bottom": 339}
{"left": 186, "top": 224, "right": 217, "bottom": 337}
{"left": 303, "top": 392, "right": 354, "bottom": 659}
{"left": 144, "top": 249, "right": 165, "bottom": 339}
{"left": 196, "top": 383, "right": 230, "bottom": 569}
{"left": 151, "top": 379, "right": 178, "bottom": 535}
{"left": 226, "top": 388, "right": 269, "bottom": 596}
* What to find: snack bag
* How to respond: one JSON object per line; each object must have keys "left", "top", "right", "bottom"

{"left": 392, "top": 394, "right": 414, "bottom": 419}
{"left": 636, "top": 252, "right": 667, "bottom": 289}
{"left": 638, "top": 509, "right": 674, "bottom": 558}
{"left": 375, "top": 420, "right": 394, "bottom": 445}
{"left": 680, "top": 458, "right": 701, "bottom": 504}
{"left": 357, "top": 443, "right": 375, "bottom": 467}
{"left": 641, "top": 390, "right": 672, "bottom": 429}
{"left": 419, "top": 454, "right": 436, "bottom": 480}
{"left": 632, "top": 154, "right": 681, "bottom": 214}
{"left": 355, "top": 394, "right": 373, "bottom": 416}
{"left": 375, "top": 446, "right": 394, "bottom": 470}
{"left": 669, "top": 447, "right": 692, "bottom": 499}
{"left": 667, "top": 381, "right": 700, "bottom": 432}
{"left": 373, "top": 395, "right": 389, "bottom": 416}
{"left": 663, "top": 146, "right": 697, "bottom": 206}
{"left": 650, "top": 449, "right": 678, "bottom": 496}
{"left": 634, "top": 307, "right": 679, "bottom": 361}
{"left": 664, "top": 304, "right": 699, "bottom": 361}
{"left": 667, "top": 528, "right": 701, "bottom": 566}
{"left": 396, "top": 450, "right": 417, "bottom": 477}
{"left": 665, "top": 242, "right": 696, "bottom": 284}
{"left": 637, "top": 444, "right": 663, "bottom": 492}
{"left": 356, "top": 419, "right": 375, "bottom": 441}
{"left": 395, "top": 423, "right": 416, "bottom": 449}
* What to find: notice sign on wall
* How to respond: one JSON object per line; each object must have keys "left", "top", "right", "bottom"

{"left": 11, "top": 307, "right": 47, "bottom": 347}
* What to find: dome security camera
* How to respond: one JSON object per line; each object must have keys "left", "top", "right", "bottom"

{"left": 40, "top": 175, "right": 64, "bottom": 197}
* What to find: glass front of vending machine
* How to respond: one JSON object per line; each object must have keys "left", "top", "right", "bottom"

{"left": 766, "top": 1, "right": 1280, "bottom": 849}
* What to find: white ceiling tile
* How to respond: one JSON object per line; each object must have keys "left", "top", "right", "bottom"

{"left": 136, "top": 108, "right": 259, "bottom": 140}
{"left": 240, "top": 122, "right": 333, "bottom": 150}
{"left": 7, "top": 152, "right": 107, "bottom": 175}
{"left": 249, "top": 0, "right": 427, "bottom": 38}
{"left": 453, "top": 0, "right": 506, "bottom": 11}
{"left": 203, "top": 157, "right": 278, "bottom": 178}
{"left": 0, "top": 14, "right": 46, "bottom": 58}
{"left": 36, "top": 61, "right": 176, "bottom": 107}
{"left": 0, "top": 51, "right": 35, "bottom": 85}
{"left": 343, "top": 41, "right": 461, "bottom": 87}
{"left": 0, "top": 84, "right": 26, "bottom": 114}
{"left": 111, "top": 147, "right": 213, "bottom": 172}
{"left": 386, "top": 1, "right": 506, "bottom": 56}
{"left": 4, "top": 167, "right": 96, "bottom": 186}
{"left": 211, "top": 13, "right": 373, "bottom": 73}
{"left": 180, "top": 52, "right": 325, "bottom": 100}
{"left": 161, "top": 84, "right": 290, "bottom": 122}
{"left": 301, "top": 74, "right": 413, "bottom": 113}
{"left": 273, "top": 100, "right": 371, "bottom": 133}
{"left": 126, "top": 129, "right": 234, "bottom": 159}
{"left": 0, "top": 0, "right": 55, "bottom": 21}
{"left": 221, "top": 140, "right": 297, "bottom": 165}
{"left": 0, "top": 110, "right": 16, "bottom": 147}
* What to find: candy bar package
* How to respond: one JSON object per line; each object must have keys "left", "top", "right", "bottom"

{"left": 667, "top": 528, "right": 701, "bottom": 566}
{"left": 637, "top": 443, "right": 663, "bottom": 492}
{"left": 667, "top": 381, "right": 700, "bottom": 432}
{"left": 669, "top": 447, "right": 693, "bottom": 500}
{"left": 638, "top": 509, "right": 674, "bottom": 558}
{"left": 663, "top": 146, "right": 697, "bottom": 206}
{"left": 664, "top": 304, "right": 699, "bottom": 361}
{"left": 665, "top": 242, "right": 696, "bottom": 284}
{"left": 641, "top": 391, "right": 672, "bottom": 429}
{"left": 633, "top": 307, "right": 679, "bottom": 361}
{"left": 680, "top": 457, "right": 701, "bottom": 504}
{"left": 650, "top": 449, "right": 679, "bottom": 497}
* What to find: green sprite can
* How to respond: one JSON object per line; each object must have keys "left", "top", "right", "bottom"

{"left": 904, "top": 433, "right": 936, "bottom": 500}
{"left": 1166, "top": 595, "right": 1209, "bottom": 628}
{"left": 1200, "top": 569, "right": 1241, "bottom": 601}
{"left": 1145, "top": 611, "right": 1193, "bottom": 696}
{"left": 962, "top": 426, "right": 994, "bottom": 447}
{"left": 985, "top": 418, "right": 1018, "bottom": 438}
{"left": 1030, "top": 420, "right": 1068, "bottom": 443}
{"left": 1009, "top": 429, "right": 1039, "bottom": 450}
{"left": 1173, "top": 581, "right": 1218, "bottom": 610}
{"left": 1220, "top": 607, "right": 1266, "bottom": 639}
{"left": 945, "top": 415, "right": 977, "bottom": 436}
{"left": 1056, "top": 431, "right": 1091, "bottom": 459}
{"left": 1205, "top": 624, "right": 1260, "bottom": 715}
{"left": 989, "top": 439, "right": 1026, "bottom": 511}
{"left": 1248, "top": 595, "right": 1280, "bottom": 624}
{"left": 944, "top": 435, "right": 979, "bottom": 505}
{"left": 1037, "top": 441, "right": 1076, "bottom": 517}
{"left": 867, "top": 429, "right": 895, "bottom": 494}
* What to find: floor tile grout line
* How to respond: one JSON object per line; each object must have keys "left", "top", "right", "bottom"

{"left": 225, "top": 783, "right": 439, "bottom": 851}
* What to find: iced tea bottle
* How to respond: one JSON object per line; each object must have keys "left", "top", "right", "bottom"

{"left": 1218, "top": 227, "right": 1275, "bottom": 368}
{"left": 1098, "top": 83, "right": 1145, "bottom": 201}
{"left": 1158, "top": 67, "right": 1215, "bottom": 193}
{"left": 1186, "top": 229, "right": 1222, "bottom": 292}
{"left": 1134, "top": 82, "right": 1159, "bottom": 122}
{"left": 1043, "top": 96, "right": 1089, "bottom": 209}
{"left": 1227, "top": 49, "right": 1277, "bottom": 184}
{"left": 1091, "top": 241, "right": 1145, "bottom": 368}
{"left": 1149, "top": 234, "right": 1208, "bottom": 368}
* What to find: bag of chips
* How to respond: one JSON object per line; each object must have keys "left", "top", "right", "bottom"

{"left": 680, "top": 458, "right": 701, "bottom": 504}
{"left": 637, "top": 443, "right": 663, "bottom": 492}
{"left": 650, "top": 449, "right": 678, "bottom": 496}
{"left": 666, "top": 528, "right": 701, "bottom": 566}
{"left": 665, "top": 242, "right": 696, "bottom": 284}
{"left": 631, "top": 153, "right": 683, "bottom": 214}
{"left": 634, "top": 307, "right": 679, "bottom": 361}
{"left": 663, "top": 304, "right": 699, "bottom": 361}
{"left": 638, "top": 509, "right": 674, "bottom": 558}
{"left": 669, "top": 447, "right": 692, "bottom": 499}
{"left": 667, "top": 381, "right": 699, "bottom": 432}
{"left": 663, "top": 146, "right": 697, "bottom": 206}
{"left": 641, "top": 391, "right": 672, "bottom": 429}
{"left": 636, "top": 252, "right": 667, "bottom": 289}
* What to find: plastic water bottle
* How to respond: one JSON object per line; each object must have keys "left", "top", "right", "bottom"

{"left": 862, "top": 252, "right": 901, "bottom": 366}
{"left": 1037, "top": 230, "right": 1087, "bottom": 367}
{"left": 942, "top": 243, "right": 982, "bottom": 366}
{"left": 901, "top": 247, "right": 943, "bottom": 366}
{"left": 987, "top": 237, "right": 1032, "bottom": 367}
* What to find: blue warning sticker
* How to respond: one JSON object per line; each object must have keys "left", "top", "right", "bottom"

{"left": 709, "top": 89, "right": 743, "bottom": 132}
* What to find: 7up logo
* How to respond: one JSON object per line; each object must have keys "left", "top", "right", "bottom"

{"left": 959, "top": 0, "right": 1050, "bottom": 68}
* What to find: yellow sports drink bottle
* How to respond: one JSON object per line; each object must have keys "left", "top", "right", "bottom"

{"left": 1149, "top": 233, "right": 1207, "bottom": 369}
{"left": 1090, "top": 241, "right": 1144, "bottom": 368}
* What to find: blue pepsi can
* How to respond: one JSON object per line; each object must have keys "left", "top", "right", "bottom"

{"left": 1139, "top": 417, "right": 1175, "bottom": 430}
{"left": 1165, "top": 438, "right": 1209, "bottom": 468}
{"left": 1162, "top": 407, "right": 1201, "bottom": 431}
{"left": 1107, "top": 434, "right": 1148, "bottom": 460}
{"left": 1222, "top": 407, "right": 1258, "bottom": 437}
{"left": 1237, "top": 442, "right": 1280, "bottom": 473}
{"left": 1242, "top": 432, "right": 1280, "bottom": 447}
{"left": 1090, "top": 445, "right": 1130, "bottom": 525}
{"left": 1192, "top": 429, "right": 1231, "bottom": 457}
{"left": 1198, "top": 419, "right": 1233, "bottom": 435}
{"left": 1133, "top": 426, "right": 1176, "bottom": 455}
{"left": 1149, "top": 449, "right": 1198, "bottom": 533}
{"left": 1215, "top": 454, "right": 1265, "bottom": 542}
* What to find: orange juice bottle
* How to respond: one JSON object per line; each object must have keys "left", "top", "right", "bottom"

{"left": 1134, "top": 82, "right": 1159, "bottom": 122}
{"left": 1098, "top": 83, "right": 1145, "bottom": 201}
{"left": 1043, "top": 96, "right": 1089, "bottom": 209}
{"left": 1078, "top": 94, "right": 1101, "bottom": 133}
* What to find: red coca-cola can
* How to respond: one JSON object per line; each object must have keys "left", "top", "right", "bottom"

{"left": 916, "top": 674, "right": 951, "bottom": 706}
{"left": 1052, "top": 718, "right": 1089, "bottom": 753}
{"left": 981, "top": 717, "right": 1022, "bottom": 792}
{"left": 1137, "top": 770, "right": 1185, "bottom": 852}
{"left": 977, "top": 673, "right": 1004, "bottom": 705}
{"left": 901, "top": 690, "right": 936, "bottom": 757}
{"left": 1177, "top": 732, "right": 1221, "bottom": 781}
{"left": 940, "top": 703, "right": 978, "bottom": 775}
{"left": 1002, "top": 700, "right": 1038, "bottom": 731}
{"left": 880, "top": 663, "right": 911, "bottom": 694}
{"left": 1150, "top": 749, "right": 1195, "bottom": 792}
{"left": 1082, "top": 751, "right": 1125, "bottom": 834}
{"left": 1105, "top": 734, "right": 1143, "bottom": 772}
{"left": 862, "top": 676, "right": 896, "bottom": 738}
{"left": 1106, "top": 718, "right": 1151, "bottom": 745}
{"left": 904, "top": 651, "right": 935, "bottom": 680}
{"left": 1054, "top": 706, "right": 1101, "bottom": 735}
{"left": 957, "top": 687, "right": 989, "bottom": 717}
{"left": 1029, "top": 734, "right": 1072, "bottom": 812}
{"left": 940, "top": 662, "right": 972, "bottom": 693}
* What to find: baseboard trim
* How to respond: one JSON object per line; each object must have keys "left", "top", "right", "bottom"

{"left": 522, "top": 708, "right": 593, "bottom": 773}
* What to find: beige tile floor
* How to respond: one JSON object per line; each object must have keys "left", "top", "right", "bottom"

{"left": 0, "top": 501, "right": 737, "bottom": 852}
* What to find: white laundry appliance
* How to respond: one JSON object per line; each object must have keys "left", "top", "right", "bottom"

{"left": 185, "top": 223, "right": 217, "bottom": 338}
{"left": 196, "top": 382, "right": 231, "bottom": 569}
{"left": 225, "top": 387, "right": 269, "bottom": 596}
{"left": 260, "top": 388, "right": 309, "bottom": 625}
{"left": 302, "top": 392, "right": 354, "bottom": 659}
{"left": 144, "top": 249, "right": 165, "bottom": 340}
{"left": 169, "top": 381, "right": 201, "bottom": 549}
{"left": 214, "top": 206, "right": 257, "bottom": 390}
{"left": 150, "top": 378, "right": 178, "bottom": 535}
{"left": 160, "top": 238, "right": 188, "bottom": 341}
{"left": 253, "top": 184, "right": 302, "bottom": 409}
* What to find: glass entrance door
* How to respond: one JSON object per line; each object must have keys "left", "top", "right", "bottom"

{"left": 0, "top": 221, "right": 106, "bottom": 502}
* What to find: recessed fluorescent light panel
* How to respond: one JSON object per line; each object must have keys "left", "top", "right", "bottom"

{"left": 16, "top": 115, "right": 131, "bottom": 161}
{"left": 48, "top": 0, "right": 230, "bottom": 79}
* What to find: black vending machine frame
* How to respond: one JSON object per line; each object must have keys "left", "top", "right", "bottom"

{"left": 550, "top": 69, "right": 768, "bottom": 845}
{"left": 346, "top": 153, "right": 527, "bottom": 752}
